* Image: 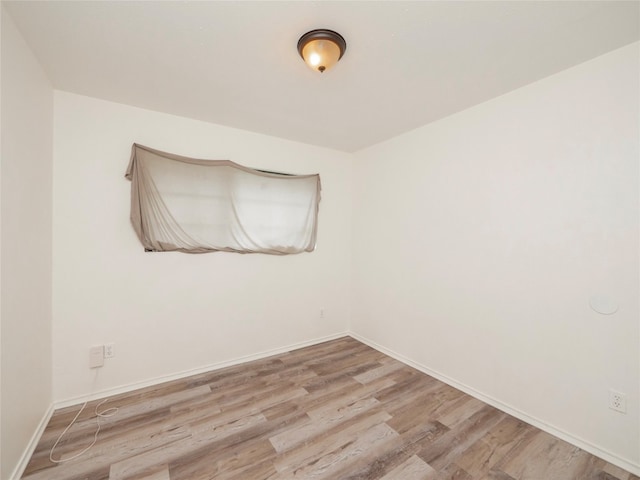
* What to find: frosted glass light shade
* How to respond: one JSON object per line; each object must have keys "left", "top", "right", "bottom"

{"left": 297, "top": 29, "right": 346, "bottom": 73}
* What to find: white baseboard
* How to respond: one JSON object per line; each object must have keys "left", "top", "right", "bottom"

{"left": 348, "top": 331, "right": 640, "bottom": 477}
{"left": 54, "top": 331, "right": 349, "bottom": 409}
{"left": 10, "top": 403, "right": 55, "bottom": 480}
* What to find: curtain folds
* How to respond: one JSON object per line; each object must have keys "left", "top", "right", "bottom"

{"left": 125, "top": 144, "right": 321, "bottom": 254}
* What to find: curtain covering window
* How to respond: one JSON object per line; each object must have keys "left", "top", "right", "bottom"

{"left": 125, "top": 144, "right": 321, "bottom": 254}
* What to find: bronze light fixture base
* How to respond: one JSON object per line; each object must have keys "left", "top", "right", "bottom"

{"left": 297, "top": 29, "right": 347, "bottom": 73}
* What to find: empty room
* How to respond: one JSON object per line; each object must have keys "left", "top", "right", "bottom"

{"left": 1, "top": 1, "right": 639, "bottom": 479}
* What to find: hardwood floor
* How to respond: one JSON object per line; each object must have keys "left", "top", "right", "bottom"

{"left": 22, "top": 337, "right": 638, "bottom": 480}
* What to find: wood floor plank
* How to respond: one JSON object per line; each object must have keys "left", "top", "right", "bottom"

{"left": 107, "top": 417, "right": 260, "bottom": 479}
{"left": 454, "top": 416, "right": 536, "bottom": 478}
{"left": 494, "top": 429, "right": 608, "bottom": 480}
{"left": 437, "top": 396, "right": 488, "bottom": 429}
{"left": 269, "top": 396, "right": 381, "bottom": 453}
{"left": 21, "top": 336, "right": 638, "bottom": 480}
{"left": 282, "top": 422, "right": 398, "bottom": 479}
{"left": 379, "top": 454, "right": 438, "bottom": 480}
{"left": 125, "top": 465, "right": 171, "bottom": 480}
{"left": 328, "top": 417, "right": 450, "bottom": 480}
{"left": 417, "top": 404, "right": 507, "bottom": 471}
{"left": 602, "top": 463, "right": 640, "bottom": 480}
{"left": 353, "top": 358, "right": 406, "bottom": 384}
{"left": 272, "top": 409, "right": 393, "bottom": 474}
{"left": 436, "top": 462, "right": 474, "bottom": 480}
{"left": 168, "top": 409, "right": 310, "bottom": 480}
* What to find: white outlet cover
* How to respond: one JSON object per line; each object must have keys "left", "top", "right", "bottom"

{"left": 609, "top": 390, "right": 627, "bottom": 413}
{"left": 104, "top": 343, "right": 115, "bottom": 358}
{"left": 89, "top": 346, "right": 104, "bottom": 368}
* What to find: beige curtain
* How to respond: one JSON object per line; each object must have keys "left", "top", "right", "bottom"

{"left": 125, "top": 144, "right": 321, "bottom": 254}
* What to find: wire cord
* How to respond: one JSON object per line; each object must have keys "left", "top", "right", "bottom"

{"left": 49, "top": 372, "right": 119, "bottom": 463}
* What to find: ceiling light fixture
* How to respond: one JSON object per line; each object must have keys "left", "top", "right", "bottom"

{"left": 297, "top": 29, "right": 346, "bottom": 73}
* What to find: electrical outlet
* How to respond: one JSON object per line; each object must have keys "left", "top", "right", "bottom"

{"left": 320, "top": 309, "right": 325, "bottom": 319}
{"left": 104, "top": 343, "right": 115, "bottom": 359}
{"left": 89, "top": 346, "right": 104, "bottom": 368}
{"left": 609, "top": 390, "right": 627, "bottom": 413}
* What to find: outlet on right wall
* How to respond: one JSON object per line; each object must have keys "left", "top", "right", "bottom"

{"left": 352, "top": 42, "right": 639, "bottom": 472}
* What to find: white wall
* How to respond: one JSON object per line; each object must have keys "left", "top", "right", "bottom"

{"left": 352, "top": 42, "right": 639, "bottom": 470}
{"left": 52, "top": 92, "right": 352, "bottom": 402}
{"left": 1, "top": 7, "right": 54, "bottom": 479}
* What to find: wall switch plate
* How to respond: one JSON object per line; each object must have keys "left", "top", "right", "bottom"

{"left": 609, "top": 390, "right": 627, "bottom": 413}
{"left": 104, "top": 343, "right": 115, "bottom": 359}
{"left": 90, "top": 346, "right": 104, "bottom": 368}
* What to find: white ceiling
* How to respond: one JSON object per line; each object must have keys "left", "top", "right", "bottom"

{"left": 5, "top": 1, "right": 639, "bottom": 152}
